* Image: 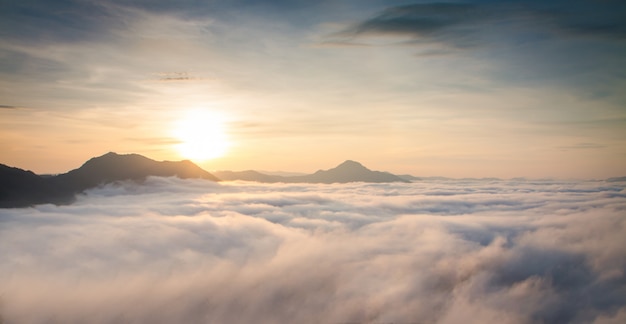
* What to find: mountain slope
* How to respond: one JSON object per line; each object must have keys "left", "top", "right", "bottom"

{"left": 0, "top": 152, "right": 220, "bottom": 208}
{"left": 52, "top": 152, "right": 219, "bottom": 192}
{"left": 216, "top": 160, "right": 408, "bottom": 184}
{"left": 289, "top": 160, "right": 408, "bottom": 183}
{"left": 0, "top": 164, "right": 69, "bottom": 207}
{"left": 213, "top": 170, "right": 286, "bottom": 183}
{"left": 397, "top": 174, "right": 423, "bottom": 181}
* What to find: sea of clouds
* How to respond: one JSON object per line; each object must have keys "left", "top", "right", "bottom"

{"left": 1, "top": 178, "right": 625, "bottom": 323}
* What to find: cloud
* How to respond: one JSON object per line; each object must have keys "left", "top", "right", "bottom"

{"left": 0, "top": 0, "right": 119, "bottom": 45}
{"left": 151, "top": 72, "right": 205, "bottom": 82}
{"left": 323, "top": 0, "right": 626, "bottom": 102}
{"left": 333, "top": 2, "right": 489, "bottom": 48}
{"left": 332, "top": 1, "right": 626, "bottom": 47}
{"left": 0, "top": 177, "right": 625, "bottom": 323}
{"left": 558, "top": 142, "right": 606, "bottom": 150}
{"left": 0, "top": 105, "right": 17, "bottom": 109}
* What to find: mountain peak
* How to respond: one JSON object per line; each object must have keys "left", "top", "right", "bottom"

{"left": 1, "top": 153, "right": 221, "bottom": 208}
{"left": 337, "top": 160, "right": 366, "bottom": 169}
{"left": 94, "top": 152, "right": 143, "bottom": 160}
{"left": 54, "top": 152, "right": 220, "bottom": 194}
{"left": 80, "top": 152, "right": 149, "bottom": 169}
{"left": 298, "top": 160, "right": 407, "bottom": 183}
{"left": 97, "top": 152, "right": 131, "bottom": 160}
{"left": 332, "top": 160, "right": 371, "bottom": 173}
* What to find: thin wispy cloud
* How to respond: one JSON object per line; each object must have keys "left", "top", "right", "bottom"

{"left": 327, "top": 1, "right": 626, "bottom": 98}
{"left": 153, "top": 72, "right": 202, "bottom": 82}
{"left": 1, "top": 178, "right": 624, "bottom": 323}
{"left": 332, "top": 1, "right": 626, "bottom": 46}
{"left": 332, "top": 2, "right": 490, "bottom": 47}
{"left": 558, "top": 142, "right": 606, "bottom": 150}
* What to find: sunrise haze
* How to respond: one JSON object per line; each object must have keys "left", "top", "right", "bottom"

{"left": 2, "top": 2, "right": 626, "bottom": 323}
{"left": 1, "top": 0, "right": 625, "bottom": 178}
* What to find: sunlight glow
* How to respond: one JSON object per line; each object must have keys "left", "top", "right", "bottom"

{"left": 172, "top": 109, "right": 230, "bottom": 161}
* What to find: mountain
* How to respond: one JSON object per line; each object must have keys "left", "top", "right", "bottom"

{"left": 1, "top": 154, "right": 409, "bottom": 207}
{"left": 0, "top": 164, "right": 69, "bottom": 208}
{"left": 290, "top": 160, "right": 408, "bottom": 183}
{"left": 213, "top": 170, "right": 286, "bottom": 183}
{"left": 51, "top": 152, "right": 219, "bottom": 192}
{"left": 217, "top": 160, "right": 408, "bottom": 184}
{"left": 0, "top": 152, "right": 219, "bottom": 208}
{"left": 257, "top": 170, "right": 307, "bottom": 177}
{"left": 397, "top": 174, "right": 423, "bottom": 181}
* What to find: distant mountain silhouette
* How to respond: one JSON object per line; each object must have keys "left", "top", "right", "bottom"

{"left": 1, "top": 154, "right": 412, "bottom": 207}
{"left": 290, "top": 160, "right": 408, "bottom": 183}
{"left": 217, "top": 160, "right": 408, "bottom": 184}
{"left": 0, "top": 164, "right": 68, "bottom": 208}
{"left": 257, "top": 170, "right": 307, "bottom": 177}
{"left": 0, "top": 152, "right": 219, "bottom": 208}
{"left": 397, "top": 174, "right": 423, "bottom": 181}
{"left": 214, "top": 170, "right": 286, "bottom": 183}
{"left": 52, "top": 152, "right": 219, "bottom": 192}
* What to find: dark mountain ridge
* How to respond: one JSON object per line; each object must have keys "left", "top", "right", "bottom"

{"left": 2, "top": 154, "right": 407, "bottom": 208}
{"left": 216, "top": 160, "right": 408, "bottom": 184}
{"left": 0, "top": 164, "right": 65, "bottom": 207}
{"left": 0, "top": 152, "right": 219, "bottom": 208}
{"left": 52, "top": 152, "right": 218, "bottom": 191}
{"left": 290, "top": 160, "right": 408, "bottom": 183}
{"left": 214, "top": 170, "right": 286, "bottom": 183}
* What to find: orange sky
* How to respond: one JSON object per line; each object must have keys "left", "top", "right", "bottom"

{"left": 1, "top": 0, "right": 625, "bottom": 179}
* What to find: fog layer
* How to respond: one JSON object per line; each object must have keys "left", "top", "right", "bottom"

{"left": 1, "top": 178, "right": 625, "bottom": 323}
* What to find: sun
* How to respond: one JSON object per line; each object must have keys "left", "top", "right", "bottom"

{"left": 172, "top": 109, "right": 230, "bottom": 161}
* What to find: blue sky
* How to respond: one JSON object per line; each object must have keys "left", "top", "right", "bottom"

{"left": 1, "top": 0, "right": 625, "bottom": 178}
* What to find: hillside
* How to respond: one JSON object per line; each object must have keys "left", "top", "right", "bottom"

{"left": 0, "top": 152, "right": 220, "bottom": 208}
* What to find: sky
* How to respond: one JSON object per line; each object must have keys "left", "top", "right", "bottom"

{"left": 1, "top": 178, "right": 625, "bottom": 322}
{"left": 1, "top": 0, "right": 625, "bottom": 178}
